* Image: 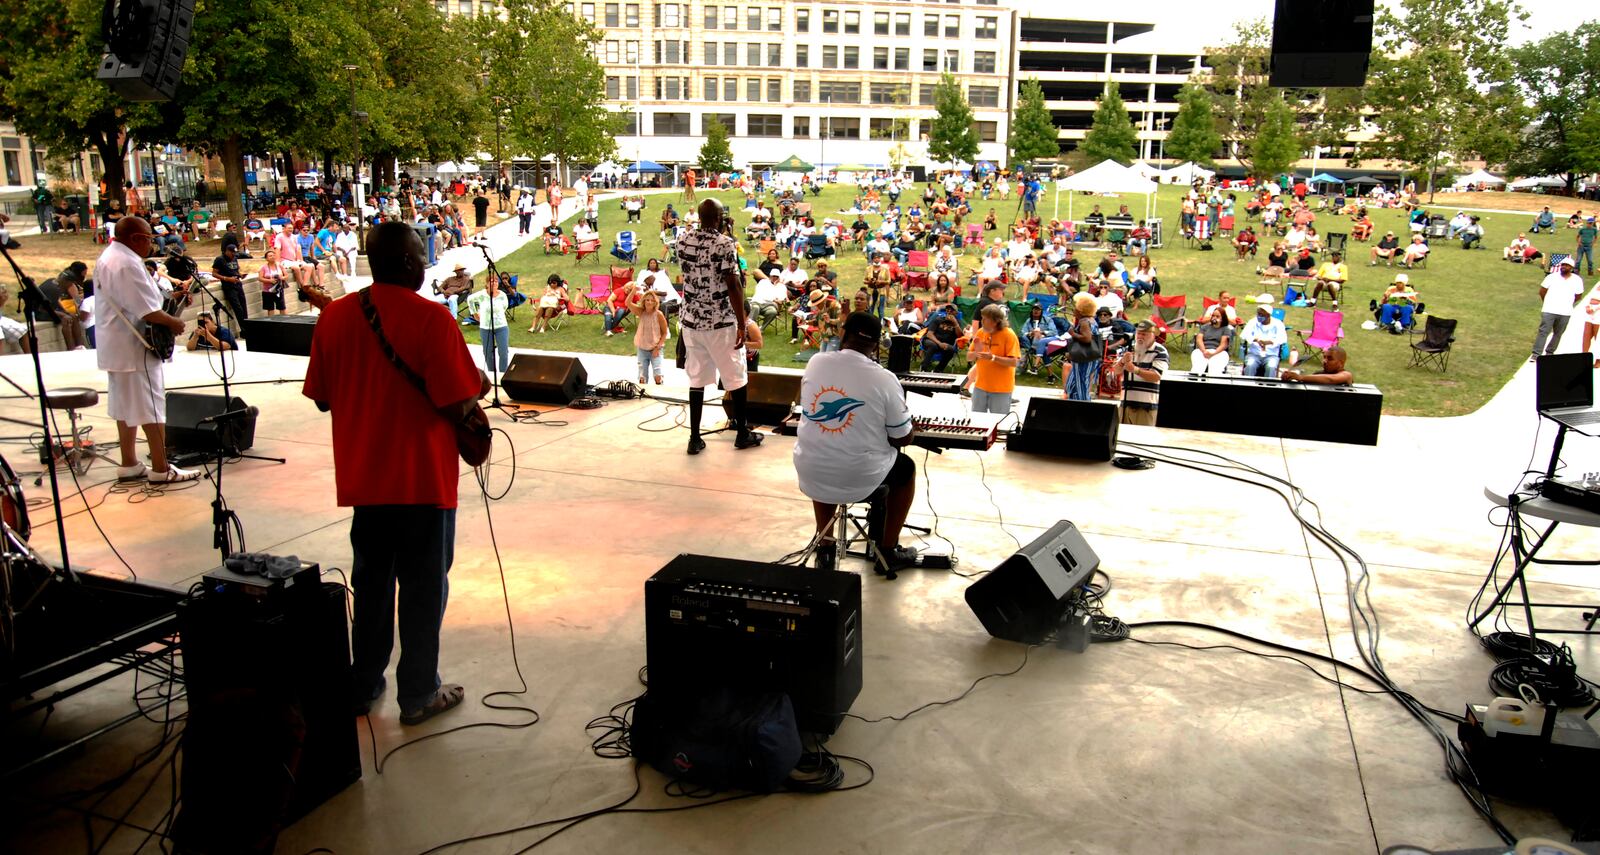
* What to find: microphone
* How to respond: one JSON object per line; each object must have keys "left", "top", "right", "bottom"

{"left": 197, "top": 406, "right": 259, "bottom": 426}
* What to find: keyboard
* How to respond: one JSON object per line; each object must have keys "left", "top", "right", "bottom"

{"left": 911, "top": 417, "right": 996, "bottom": 451}
{"left": 897, "top": 372, "right": 962, "bottom": 396}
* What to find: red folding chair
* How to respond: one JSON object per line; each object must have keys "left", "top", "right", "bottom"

{"left": 1150, "top": 293, "right": 1190, "bottom": 350}
{"left": 903, "top": 250, "right": 931, "bottom": 291}
{"left": 574, "top": 238, "right": 601, "bottom": 263}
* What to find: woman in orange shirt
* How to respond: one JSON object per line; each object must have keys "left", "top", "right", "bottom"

{"left": 965, "top": 302, "right": 1021, "bottom": 415}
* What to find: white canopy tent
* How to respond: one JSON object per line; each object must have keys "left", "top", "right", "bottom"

{"left": 1054, "top": 159, "right": 1159, "bottom": 220}
{"left": 1159, "top": 161, "right": 1215, "bottom": 185}
{"left": 1509, "top": 175, "right": 1565, "bottom": 190}
{"left": 1128, "top": 161, "right": 1163, "bottom": 181}
{"left": 1452, "top": 168, "right": 1505, "bottom": 189}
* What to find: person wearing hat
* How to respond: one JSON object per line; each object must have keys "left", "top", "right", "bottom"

{"left": 1577, "top": 216, "right": 1598, "bottom": 276}
{"left": 1459, "top": 216, "right": 1485, "bottom": 251}
{"left": 1448, "top": 211, "right": 1472, "bottom": 240}
{"left": 1369, "top": 231, "right": 1401, "bottom": 266}
{"left": 438, "top": 263, "right": 474, "bottom": 322}
{"left": 1504, "top": 232, "right": 1542, "bottom": 264}
{"left": 1532, "top": 258, "right": 1585, "bottom": 361}
{"left": 1115, "top": 319, "right": 1169, "bottom": 425}
{"left": 1241, "top": 303, "right": 1287, "bottom": 377}
{"left": 891, "top": 295, "right": 924, "bottom": 336}
{"left": 794, "top": 310, "right": 920, "bottom": 575}
{"left": 1400, "top": 233, "right": 1431, "bottom": 269}
{"left": 1377, "top": 273, "right": 1420, "bottom": 333}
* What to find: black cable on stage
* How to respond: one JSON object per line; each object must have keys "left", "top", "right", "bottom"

{"left": 973, "top": 450, "right": 1021, "bottom": 551}
{"left": 844, "top": 642, "right": 1041, "bottom": 724}
{"left": 916, "top": 447, "right": 968, "bottom": 574}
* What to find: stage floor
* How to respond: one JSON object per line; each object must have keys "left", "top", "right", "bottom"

{"left": 3, "top": 344, "right": 1597, "bottom": 855}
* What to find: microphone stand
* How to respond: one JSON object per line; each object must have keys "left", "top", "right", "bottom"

{"left": 0, "top": 242, "right": 78, "bottom": 584}
{"left": 471, "top": 241, "right": 516, "bottom": 418}
{"left": 188, "top": 277, "right": 285, "bottom": 466}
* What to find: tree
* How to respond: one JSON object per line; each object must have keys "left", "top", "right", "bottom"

{"left": 1507, "top": 24, "right": 1600, "bottom": 190}
{"left": 1251, "top": 98, "right": 1302, "bottom": 180}
{"left": 478, "top": 0, "right": 621, "bottom": 191}
{"left": 1007, "top": 78, "right": 1058, "bottom": 167}
{"left": 1363, "top": 0, "right": 1527, "bottom": 200}
{"left": 698, "top": 119, "right": 734, "bottom": 175}
{"left": 1080, "top": 84, "right": 1137, "bottom": 165}
{"left": 1165, "top": 84, "right": 1222, "bottom": 166}
{"left": 927, "top": 72, "right": 979, "bottom": 169}
{"left": 0, "top": 0, "right": 161, "bottom": 208}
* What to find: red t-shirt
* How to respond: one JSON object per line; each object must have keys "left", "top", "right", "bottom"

{"left": 303, "top": 284, "right": 481, "bottom": 508}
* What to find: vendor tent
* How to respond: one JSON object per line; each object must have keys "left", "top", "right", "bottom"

{"left": 1308, "top": 172, "right": 1344, "bottom": 185}
{"left": 1453, "top": 168, "right": 1504, "bottom": 188}
{"left": 1509, "top": 175, "right": 1564, "bottom": 190}
{"left": 1128, "top": 161, "right": 1163, "bottom": 180}
{"left": 627, "top": 160, "right": 669, "bottom": 174}
{"left": 1159, "top": 161, "right": 1215, "bottom": 184}
{"left": 1054, "top": 159, "right": 1159, "bottom": 219}
{"left": 773, "top": 154, "right": 815, "bottom": 172}
{"left": 1344, "top": 175, "right": 1382, "bottom": 186}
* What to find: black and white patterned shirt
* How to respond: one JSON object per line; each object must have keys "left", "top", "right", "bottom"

{"left": 676, "top": 227, "right": 739, "bottom": 331}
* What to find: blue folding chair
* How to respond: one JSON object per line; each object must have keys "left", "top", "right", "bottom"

{"left": 804, "top": 233, "right": 834, "bottom": 260}
{"left": 611, "top": 230, "right": 638, "bottom": 264}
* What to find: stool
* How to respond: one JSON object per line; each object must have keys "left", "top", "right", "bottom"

{"left": 834, "top": 485, "right": 894, "bottom": 579}
{"left": 44, "top": 387, "right": 120, "bottom": 476}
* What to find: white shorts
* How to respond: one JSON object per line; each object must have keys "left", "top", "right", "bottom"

{"left": 107, "top": 366, "right": 166, "bottom": 427}
{"left": 0, "top": 314, "right": 25, "bottom": 345}
{"left": 682, "top": 324, "right": 747, "bottom": 391}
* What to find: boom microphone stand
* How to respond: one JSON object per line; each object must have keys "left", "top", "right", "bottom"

{"left": 470, "top": 241, "right": 516, "bottom": 418}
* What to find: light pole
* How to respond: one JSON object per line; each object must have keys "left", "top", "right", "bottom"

{"left": 343, "top": 64, "right": 366, "bottom": 250}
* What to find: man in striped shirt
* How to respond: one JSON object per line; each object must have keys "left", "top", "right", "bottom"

{"left": 1115, "top": 320, "right": 1168, "bottom": 426}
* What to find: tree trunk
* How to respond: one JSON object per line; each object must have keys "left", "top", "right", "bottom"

{"left": 222, "top": 134, "right": 246, "bottom": 230}
{"left": 92, "top": 132, "right": 128, "bottom": 211}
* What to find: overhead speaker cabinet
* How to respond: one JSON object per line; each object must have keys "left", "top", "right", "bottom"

{"left": 502, "top": 354, "right": 588, "bottom": 404}
{"left": 965, "top": 520, "right": 1099, "bottom": 644}
{"left": 1005, "top": 397, "right": 1119, "bottom": 461}
{"left": 1269, "top": 0, "right": 1374, "bottom": 88}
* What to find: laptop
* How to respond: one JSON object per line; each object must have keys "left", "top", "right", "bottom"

{"left": 1536, "top": 353, "right": 1600, "bottom": 431}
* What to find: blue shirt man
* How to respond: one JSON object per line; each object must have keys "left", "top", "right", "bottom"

{"left": 1241, "top": 305, "right": 1287, "bottom": 377}
{"left": 314, "top": 225, "right": 338, "bottom": 260}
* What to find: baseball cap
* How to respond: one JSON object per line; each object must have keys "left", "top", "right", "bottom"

{"left": 1134, "top": 319, "right": 1156, "bottom": 332}
{"left": 1393, "top": 273, "right": 1409, "bottom": 284}
{"left": 1560, "top": 258, "right": 1575, "bottom": 268}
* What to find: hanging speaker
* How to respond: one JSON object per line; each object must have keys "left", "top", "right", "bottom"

{"left": 96, "top": 0, "right": 196, "bottom": 102}
{"left": 1004, "top": 398, "right": 1119, "bottom": 462}
{"left": 1269, "top": 0, "right": 1374, "bottom": 88}
{"left": 964, "top": 520, "right": 1099, "bottom": 643}
{"left": 501, "top": 354, "right": 588, "bottom": 404}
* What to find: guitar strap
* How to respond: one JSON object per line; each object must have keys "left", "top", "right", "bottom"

{"left": 357, "top": 289, "right": 442, "bottom": 409}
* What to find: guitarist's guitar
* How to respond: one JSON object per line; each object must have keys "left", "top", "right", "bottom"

{"left": 298, "top": 282, "right": 334, "bottom": 310}
{"left": 146, "top": 280, "right": 193, "bottom": 359}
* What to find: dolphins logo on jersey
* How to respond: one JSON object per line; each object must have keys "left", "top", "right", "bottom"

{"left": 803, "top": 386, "right": 863, "bottom": 433}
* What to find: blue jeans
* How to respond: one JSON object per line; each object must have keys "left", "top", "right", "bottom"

{"left": 480, "top": 325, "right": 509, "bottom": 373}
{"left": 1244, "top": 350, "right": 1279, "bottom": 377}
{"left": 1066, "top": 360, "right": 1096, "bottom": 400}
{"left": 637, "top": 347, "right": 663, "bottom": 379}
{"left": 604, "top": 306, "right": 630, "bottom": 331}
{"left": 971, "top": 388, "right": 1011, "bottom": 414}
{"left": 350, "top": 505, "right": 456, "bottom": 712}
{"left": 820, "top": 336, "right": 840, "bottom": 352}
{"left": 1378, "top": 304, "right": 1414, "bottom": 329}
{"left": 1577, "top": 244, "right": 1595, "bottom": 273}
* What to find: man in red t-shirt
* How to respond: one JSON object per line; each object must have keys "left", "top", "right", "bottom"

{"left": 303, "top": 221, "right": 487, "bottom": 726}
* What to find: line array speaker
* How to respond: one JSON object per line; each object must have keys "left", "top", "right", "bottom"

{"left": 1269, "top": 0, "right": 1374, "bottom": 88}
{"left": 96, "top": 0, "right": 196, "bottom": 102}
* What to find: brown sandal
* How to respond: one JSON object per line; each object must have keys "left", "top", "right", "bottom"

{"left": 399, "top": 683, "right": 465, "bottom": 726}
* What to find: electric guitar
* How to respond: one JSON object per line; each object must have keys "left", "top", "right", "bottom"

{"left": 298, "top": 282, "right": 334, "bottom": 310}
{"left": 145, "top": 280, "right": 193, "bottom": 360}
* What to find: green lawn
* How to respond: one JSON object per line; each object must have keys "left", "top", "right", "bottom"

{"left": 468, "top": 184, "right": 1550, "bottom": 417}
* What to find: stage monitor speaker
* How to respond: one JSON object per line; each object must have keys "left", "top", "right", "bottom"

{"left": 1005, "top": 397, "right": 1119, "bottom": 461}
{"left": 167, "top": 392, "right": 257, "bottom": 455}
{"left": 243, "top": 315, "right": 318, "bottom": 357}
{"left": 502, "top": 354, "right": 588, "bottom": 404}
{"left": 96, "top": 0, "right": 195, "bottom": 102}
{"left": 1269, "top": 0, "right": 1373, "bottom": 88}
{"left": 965, "top": 520, "right": 1099, "bottom": 644}
{"left": 887, "top": 335, "right": 915, "bottom": 374}
{"left": 742, "top": 372, "right": 803, "bottom": 426}
{"left": 174, "top": 581, "right": 360, "bottom": 850}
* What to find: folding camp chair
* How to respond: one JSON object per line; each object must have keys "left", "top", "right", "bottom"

{"left": 1150, "top": 293, "right": 1190, "bottom": 350}
{"left": 583, "top": 274, "right": 613, "bottom": 311}
{"left": 1324, "top": 232, "right": 1348, "bottom": 255}
{"left": 903, "top": 250, "right": 930, "bottom": 291}
{"left": 1295, "top": 309, "right": 1344, "bottom": 364}
{"left": 574, "top": 237, "right": 601, "bottom": 263}
{"left": 1408, "top": 315, "right": 1456, "bottom": 372}
{"left": 610, "top": 231, "right": 638, "bottom": 264}
{"left": 804, "top": 234, "right": 834, "bottom": 260}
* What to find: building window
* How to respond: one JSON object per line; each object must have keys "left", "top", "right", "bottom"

{"left": 626, "top": 75, "right": 638, "bottom": 98}
{"left": 943, "top": 49, "right": 959, "bottom": 72}
{"left": 435, "top": 0, "right": 447, "bottom": 14}
{"left": 895, "top": 12, "right": 910, "bottom": 35}
{"left": 724, "top": 43, "right": 737, "bottom": 65}
{"left": 704, "top": 113, "right": 736, "bottom": 134}
{"left": 822, "top": 45, "right": 838, "bottom": 68}
{"left": 747, "top": 43, "right": 761, "bottom": 66}
{"left": 975, "top": 121, "right": 997, "bottom": 143}
{"left": 968, "top": 85, "right": 999, "bottom": 107}
{"left": 874, "top": 11, "right": 889, "bottom": 35}
{"left": 894, "top": 47, "right": 909, "bottom": 70}
{"left": 796, "top": 8, "right": 809, "bottom": 31}
{"left": 796, "top": 45, "right": 809, "bottom": 67}
{"left": 768, "top": 77, "right": 781, "bottom": 101}
{"left": 767, "top": 7, "right": 781, "bottom": 30}
{"left": 973, "top": 51, "right": 996, "bottom": 74}
{"left": 822, "top": 9, "right": 838, "bottom": 32}
{"left": 621, "top": 112, "right": 638, "bottom": 134}
{"left": 749, "top": 114, "right": 782, "bottom": 137}
{"left": 656, "top": 3, "right": 679, "bottom": 26}
{"left": 704, "top": 42, "right": 718, "bottom": 64}
{"left": 725, "top": 77, "right": 737, "bottom": 100}
{"left": 922, "top": 49, "right": 938, "bottom": 71}
{"left": 747, "top": 7, "right": 760, "bottom": 30}
{"left": 923, "top": 15, "right": 937, "bottom": 37}
{"left": 605, "top": 40, "right": 619, "bottom": 62}
{"left": 606, "top": 76, "right": 621, "bottom": 99}
{"left": 604, "top": 3, "right": 619, "bottom": 25}
{"left": 843, "top": 10, "right": 859, "bottom": 33}
{"left": 581, "top": 2, "right": 596, "bottom": 22}
{"left": 655, "top": 112, "right": 689, "bottom": 135}
{"left": 793, "top": 79, "right": 811, "bottom": 102}
{"left": 824, "top": 117, "right": 860, "bottom": 139}
{"left": 843, "top": 45, "right": 858, "bottom": 69}
{"left": 870, "top": 117, "right": 910, "bottom": 139}
{"left": 704, "top": 77, "right": 718, "bottom": 100}
{"left": 747, "top": 77, "right": 762, "bottom": 101}
{"left": 655, "top": 40, "right": 683, "bottom": 63}
{"left": 976, "top": 16, "right": 997, "bottom": 39}
{"left": 654, "top": 76, "right": 684, "bottom": 98}
{"left": 919, "top": 83, "right": 936, "bottom": 105}
{"left": 943, "top": 15, "right": 959, "bottom": 37}
{"left": 873, "top": 47, "right": 888, "bottom": 70}
{"left": 818, "top": 81, "right": 860, "bottom": 103}
{"left": 723, "top": 5, "right": 736, "bottom": 28}
{"left": 768, "top": 43, "right": 781, "bottom": 66}
{"left": 625, "top": 40, "right": 639, "bottom": 62}
{"left": 793, "top": 116, "right": 811, "bottom": 138}
{"left": 869, "top": 83, "right": 906, "bottom": 104}
{"left": 624, "top": 3, "right": 639, "bottom": 25}
{"left": 704, "top": 5, "right": 717, "bottom": 27}
{"left": 459, "top": 0, "right": 474, "bottom": 16}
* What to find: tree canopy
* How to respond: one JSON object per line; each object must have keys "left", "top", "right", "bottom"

{"left": 1165, "top": 84, "right": 1222, "bottom": 166}
{"left": 698, "top": 119, "right": 734, "bottom": 175}
{"left": 1251, "top": 99, "right": 1302, "bottom": 181}
{"left": 1080, "top": 85, "right": 1137, "bottom": 166}
{"left": 927, "top": 72, "right": 979, "bottom": 168}
{"left": 1007, "top": 78, "right": 1059, "bottom": 167}
{"left": 1507, "top": 23, "right": 1600, "bottom": 189}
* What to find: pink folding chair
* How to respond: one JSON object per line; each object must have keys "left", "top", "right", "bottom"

{"left": 583, "top": 274, "right": 612, "bottom": 310}
{"left": 1296, "top": 309, "right": 1344, "bottom": 363}
{"left": 964, "top": 223, "right": 982, "bottom": 253}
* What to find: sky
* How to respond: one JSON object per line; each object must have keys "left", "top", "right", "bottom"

{"left": 1129, "top": 0, "right": 1585, "bottom": 49}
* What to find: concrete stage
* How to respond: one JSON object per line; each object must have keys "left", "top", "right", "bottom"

{"left": 3, "top": 343, "right": 1597, "bottom": 855}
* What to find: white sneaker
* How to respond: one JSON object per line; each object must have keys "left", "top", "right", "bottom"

{"left": 150, "top": 464, "right": 202, "bottom": 483}
{"left": 116, "top": 463, "right": 148, "bottom": 482}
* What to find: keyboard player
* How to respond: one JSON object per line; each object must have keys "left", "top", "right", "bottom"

{"left": 794, "top": 311, "right": 920, "bottom": 575}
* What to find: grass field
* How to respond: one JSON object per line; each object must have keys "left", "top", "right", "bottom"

{"left": 471, "top": 183, "right": 1565, "bottom": 417}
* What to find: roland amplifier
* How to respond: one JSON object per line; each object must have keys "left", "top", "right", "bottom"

{"left": 645, "top": 554, "right": 861, "bottom": 734}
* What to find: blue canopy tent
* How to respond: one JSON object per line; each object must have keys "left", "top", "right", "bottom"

{"left": 1308, "top": 172, "right": 1345, "bottom": 195}
{"left": 628, "top": 160, "right": 670, "bottom": 184}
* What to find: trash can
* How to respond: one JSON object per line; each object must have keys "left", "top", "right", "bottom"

{"left": 410, "top": 221, "right": 437, "bottom": 266}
